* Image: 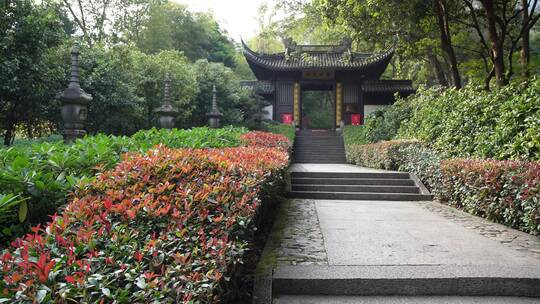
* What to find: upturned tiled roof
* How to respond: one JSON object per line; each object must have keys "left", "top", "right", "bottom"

{"left": 242, "top": 40, "right": 394, "bottom": 71}
{"left": 240, "top": 80, "right": 275, "bottom": 94}
{"left": 363, "top": 80, "right": 415, "bottom": 95}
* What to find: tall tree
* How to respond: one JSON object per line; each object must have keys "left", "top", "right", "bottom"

{"left": 0, "top": 0, "right": 67, "bottom": 145}
{"left": 136, "top": 2, "right": 237, "bottom": 67}
{"left": 434, "top": 0, "right": 462, "bottom": 88}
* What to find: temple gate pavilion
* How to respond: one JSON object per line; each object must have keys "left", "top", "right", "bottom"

{"left": 240, "top": 40, "right": 415, "bottom": 129}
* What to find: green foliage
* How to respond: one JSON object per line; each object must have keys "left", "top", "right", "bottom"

{"left": 301, "top": 91, "right": 334, "bottom": 129}
{"left": 0, "top": 127, "right": 247, "bottom": 243}
{"left": 132, "top": 49, "right": 199, "bottom": 129}
{"left": 398, "top": 78, "right": 540, "bottom": 160}
{"left": 438, "top": 159, "right": 540, "bottom": 234}
{"left": 395, "top": 144, "right": 444, "bottom": 192}
{"left": 191, "top": 60, "right": 263, "bottom": 127}
{"left": 136, "top": 2, "right": 236, "bottom": 67}
{"left": 263, "top": 123, "right": 296, "bottom": 142}
{"left": 74, "top": 44, "right": 147, "bottom": 135}
{"left": 343, "top": 125, "right": 368, "bottom": 145}
{"left": 0, "top": 0, "right": 68, "bottom": 145}
{"left": 346, "top": 140, "right": 540, "bottom": 234}
{"left": 346, "top": 140, "right": 419, "bottom": 170}
{"left": 0, "top": 140, "right": 290, "bottom": 302}
{"left": 363, "top": 100, "right": 413, "bottom": 143}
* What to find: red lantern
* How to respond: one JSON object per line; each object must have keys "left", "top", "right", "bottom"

{"left": 351, "top": 114, "right": 362, "bottom": 126}
{"left": 282, "top": 114, "right": 293, "bottom": 124}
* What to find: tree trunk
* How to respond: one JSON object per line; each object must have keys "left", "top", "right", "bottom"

{"left": 521, "top": 0, "right": 530, "bottom": 79}
{"left": 3, "top": 118, "right": 15, "bottom": 146}
{"left": 434, "top": 0, "right": 462, "bottom": 89}
{"left": 426, "top": 46, "right": 448, "bottom": 86}
{"left": 481, "top": 0, "right": 507, "bottom": 87}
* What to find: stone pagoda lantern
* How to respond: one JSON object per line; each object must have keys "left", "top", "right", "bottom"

{"left": 206, "top": 84, "right": 222, "bottom": 128}
{"left": 154, "top": 73, "right": 178, "bottom": 129}
{"left": 61, "top": 43, "right": 92, "bottom": 143}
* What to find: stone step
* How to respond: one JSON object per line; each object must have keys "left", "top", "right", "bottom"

{"left": 293, "top": 154, "right": 345, "bottom": 158}
{"left": 273, "top": 295, "right": 540, "bottom": 304}
{"left": 293, "top": 145, "right": 344, "bottom": 149}
{"left": 293, "top": 149, "right": 345, "bottom": 153}
{"left": 291, "top": 171, "right": 410, "bottom": 179}
{"left": 294, "top": 156, "right": 346, "bottom": 159}
{"left": 294, "top": 153, "right": 345, "bottom": 157}
{"left": 291, "top": 184, "right": 420, "bottom": 193}
{"left": 291, "top": 177, "right": 416, "bottom": 186}
{"left": 286, "top": 191, "right": 431, "bottom": 201}
{"left": 293, "top": 160, "right": 347, "bottom": 164}
{"left": 273, "top": 265, "right": 540, "bottom": 297}
{"left": 294, "top": 160, "right": 347, "bottom": 164}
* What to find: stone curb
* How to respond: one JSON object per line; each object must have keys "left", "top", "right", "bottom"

{"left": 273, "top": 265, "right": 540, "bottom": 297}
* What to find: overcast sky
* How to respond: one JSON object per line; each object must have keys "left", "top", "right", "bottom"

{"left": 173, "top": 0, "right": 274, "bottom": 41}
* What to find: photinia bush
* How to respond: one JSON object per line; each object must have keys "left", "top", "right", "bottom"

{"left": 346, "top": 140, "right": 540, "bottom": 234}
{"left": 346, "top": 140, "right": 419, "bottom": 170}
{"left": 0, "top": 144, "right": 289, "bottom": 303}
{"left": 438, "top": 159, "right": 540, "bottom": 234}
{"left": 262, "top": 123, "right": 296, "bottom": 143}
{"left": 0, "top": 127, "right": 247, "bottom": 243}
{"left": 240, "top": 131, "right": 291, "bottom": 152}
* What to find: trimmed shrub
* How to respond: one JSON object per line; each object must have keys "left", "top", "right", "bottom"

{"left": 241, "top": 131, "right": 291, "bottom": 151}
{"left": 346, "top": 140, "right": 419, "bottom": 170}
{"left": 438, "top": 159, "right": 540, "bottom": 234}
{"left": 396, "top": 144, "right": 444, "bottom": 193}
{"left": 343, "top": 125, "right": 369, "bottom": 147}
{"left": 263, "top": 123, "right": 296, "bottom": 143}
{"left": 0, "top": 127, "right": 247, "bottom": 243}
{"left": 398, "top": 78, "right": 540, "bottom": 160}
{"left": 364, "top": 100, "right": 413, "bottom": 143}
{"left": 346, "top": 140, "right": 540, "bottom": 234}
{"left": 0, "top": 143, "right": 290, "bottom": 303}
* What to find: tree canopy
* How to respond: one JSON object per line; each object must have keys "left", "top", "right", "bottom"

{"left": 0, "top": 0, "right": 262, "bottom": 144}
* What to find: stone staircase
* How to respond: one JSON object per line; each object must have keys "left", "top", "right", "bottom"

{"left": 293, "top": 130, "right": 346, "bottom": 164}
{"left": 287, "top": 171, "right": 432, "bottom": 201}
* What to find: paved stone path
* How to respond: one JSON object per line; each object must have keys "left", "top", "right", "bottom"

{"left": 275, "top": 199, "right": 327, "bottom": 266}
{"left": 271, "top": 199, "right": 540, "bottom": 267}
{"left": 259, "top": 164, "right": 540, "bottom": 303}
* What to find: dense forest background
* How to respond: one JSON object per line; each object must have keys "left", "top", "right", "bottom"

{"left": 1, "top": 0, "right": 265, "bottom": 145}
{"left": 2, "top": 0, "right": 539, "bottom": 145}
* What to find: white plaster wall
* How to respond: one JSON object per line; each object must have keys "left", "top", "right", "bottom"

{"left": 364, "top": 105, "right": 388, "bottom": 117}
{"left": 263, "top": 105, "right": 273, "bottom": 120}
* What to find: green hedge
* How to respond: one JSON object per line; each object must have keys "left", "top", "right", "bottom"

{"left": 0, "top": 127, "right": 247, "bottom": 243}
{"left": 398, "top": 78, "right": 540, "bottom": 160}
{"left": 346, "top": 140, "right": 419, "bottom": 171}
{"left": 0, "top": 140, "right": 291, "bottom": 302}
{"left": 439, "top": 159, "right": 540, "bottom": 234}
{"left": 346, "top": 140, "right": 540, "bottom": 234}
{"left": 263, "top": 123, "right": 296, "bottom": 143}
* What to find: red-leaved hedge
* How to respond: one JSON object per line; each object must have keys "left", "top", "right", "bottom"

{"left": 0, "top": 132, "right": 290, "bottom": 303}
{"left": 439, "top": 159, "right": 540, "bottom": 234}
{"left": 346, "top": 140, "right": 540, "bottom": 234}
{"left": 241, "top": 131, "right": 292, "bottom": 151}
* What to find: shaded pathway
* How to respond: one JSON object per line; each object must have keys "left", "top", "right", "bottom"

{"left": 256, "top": 163, "right": 540, "bottom": 303}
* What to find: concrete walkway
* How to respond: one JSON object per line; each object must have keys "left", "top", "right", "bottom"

{"left": 257, "top": 164, "right": 540, "bottom": 303}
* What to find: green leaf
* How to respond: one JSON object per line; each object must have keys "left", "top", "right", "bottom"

{"left": 18, "top": 201, "right": 28, "bottom": 223}
{"left": 36, "top": 290, "right": 47, "bottom": 303}
{"left": 35, "top": 180, "right": 46, "bottom": 190}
